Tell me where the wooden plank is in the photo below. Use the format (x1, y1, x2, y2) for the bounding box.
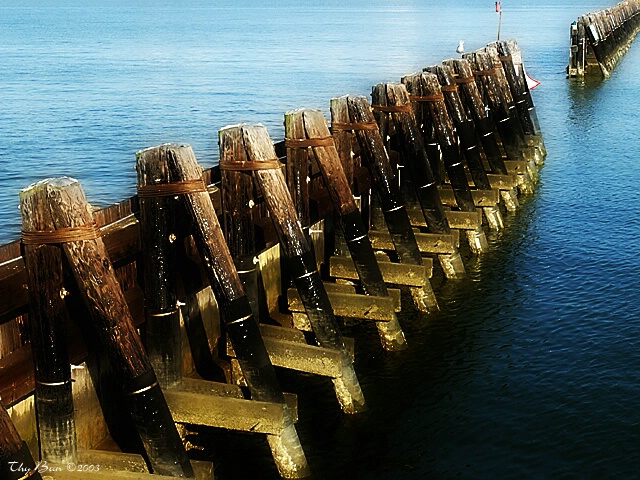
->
(503, 160, 528, 175)
(406, 208, 481, 230)
(370, 229, 457, 254)
(0, 257, 28, 324)
(487, 173, 519, 189)
(227, 337, 343, 378)
(438, 186, 500, 207)
(76, 449, 213, 479)
(288, 286, 400, 313)
(165, 390, 286, 435)
(288, 289, 395, 321)
(445, 210, 483, 230)
(330, 255, 431, 287)
(259, 324, 307, 344)
(174, 377, 243, 399)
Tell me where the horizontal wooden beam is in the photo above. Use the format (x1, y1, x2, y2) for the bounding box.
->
(330, 254, 433, 286)
(438, 186, 500, 207)
(174, 376, 298, 423)
(406, 209, 482, 230)
(368, 229, 458, 255)
(288, 287, 400, 313)
(75, 450, 213, 479)
(227, 337, 343, 378)
(165, 390, 286, 435)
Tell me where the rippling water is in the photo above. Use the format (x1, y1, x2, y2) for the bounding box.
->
(3, 0, 640, 478)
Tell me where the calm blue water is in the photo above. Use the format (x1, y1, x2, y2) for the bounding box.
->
(3, 0, 640, 478)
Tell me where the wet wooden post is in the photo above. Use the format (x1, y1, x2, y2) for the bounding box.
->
(467, 49, 537, 195)
(331, 95, 439, 312)
(444, 58, 519, 210)
(138, 145, 309, 478)
(371, 82, 466, 278)
(483, 46, 540, 182)
(465, 51, 527, 164)
(403, 72, 488, 254)
(221, 123, 367, 410)
(136, 154, 183, 389)
(424, 64, 504, 231)
(285, 110, 408, 349)
(501, 38, 547, 160)
(20, 177, 194, 478)
(220, 147, 261, 318)
(0, 402, 42, 480)
(20, 184, 78, 464)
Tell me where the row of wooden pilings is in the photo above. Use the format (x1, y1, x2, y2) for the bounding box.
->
(568, 0, 640, 77)
(0, 38, 544, 479)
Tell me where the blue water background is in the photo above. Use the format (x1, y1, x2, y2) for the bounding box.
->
(2, 0, 640, 478)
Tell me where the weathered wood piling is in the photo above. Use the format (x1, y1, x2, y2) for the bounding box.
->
(568, 0, 640, 77)
(137, 145, 310, 478)
(330, 95, 439, 311)
(371, 82, 466, 278)
(402, 71, 489, 254)
(20, 186, 78, 465)
(20, 178, 194, 477)
(220, 124, 367, 413)
(285, 109, 408, 350)
(136, 157, 183, 389)
(0, 37, 546, 480)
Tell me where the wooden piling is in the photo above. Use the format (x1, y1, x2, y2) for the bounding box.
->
(220, 123, 367, 410)
(371, 82, 465, 278)
(501, 38, 546, 160)
(136, 154, 183, 389)
(465, 51, 526, 162)
(571, 1, 640, 78)
(483, 45, 541, 181)
(137, 145, 309, 478)
(402, 73, 488, 254)
(20, 177, 194, 478)
(284, 110, 408, 349)
(0, 402, 42, 480)
(330, 95, 438, 311)
(20, 183, 78, 464)
(220, 143, 261, 318)
(424, 64, 504, 231)
(444, 58, 519, 211)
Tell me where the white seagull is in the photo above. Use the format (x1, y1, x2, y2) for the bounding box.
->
(456, 40, 465, 55)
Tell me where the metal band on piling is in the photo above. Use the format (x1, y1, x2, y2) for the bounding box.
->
(137, 179, 208, 197)
(371, 104, 413, 113)
(219, 159, 282, 171)
(21, 223, 102, 244)
(284, 137, 335, 148)
(454, 76, 476, 84)
(410, 94, 445, 102)
(331, 121, 379, 131)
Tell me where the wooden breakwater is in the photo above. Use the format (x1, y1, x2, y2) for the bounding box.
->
(0, 38, 544, 479)
(568, 0, 640, 77)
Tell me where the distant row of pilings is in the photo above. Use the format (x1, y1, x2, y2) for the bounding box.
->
(0, 39, 544, 479)
(568, 0, 640, 77)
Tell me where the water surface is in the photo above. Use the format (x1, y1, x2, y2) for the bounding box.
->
(2, 1, 639, 478)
